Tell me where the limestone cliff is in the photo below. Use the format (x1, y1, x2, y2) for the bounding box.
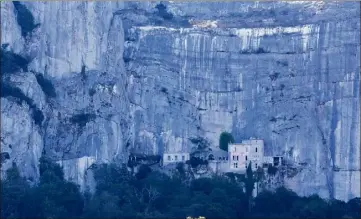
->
(1, 1, 359, 201)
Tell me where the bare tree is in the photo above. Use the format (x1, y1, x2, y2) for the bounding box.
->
(131, 186, 160, 217)
(143, 186, 160, 216)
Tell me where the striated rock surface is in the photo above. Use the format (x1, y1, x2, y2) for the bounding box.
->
(1, 1, 359, 201)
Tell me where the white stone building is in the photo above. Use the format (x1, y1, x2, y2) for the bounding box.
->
(162, 152, 190, 165)
(263, 156, 284, 167)
(208, 149, 230, 173)
(229, 138, 265, 172)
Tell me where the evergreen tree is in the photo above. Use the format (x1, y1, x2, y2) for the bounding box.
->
(1, 156, 358, 219)
(245, 161, 255, 213)
(219, 132, 234, 151)
(31, 157, 84, 218)
(0, 163, 29, 219)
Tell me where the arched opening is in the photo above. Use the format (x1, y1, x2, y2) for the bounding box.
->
(208, 154, 214, 160)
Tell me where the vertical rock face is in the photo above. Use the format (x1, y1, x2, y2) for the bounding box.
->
(123, 1, 360, 201)
(1, 1, 359, 201)
(1, 1, 130, 188)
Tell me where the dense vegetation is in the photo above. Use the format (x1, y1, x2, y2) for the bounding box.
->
(1, 158, 360, 219)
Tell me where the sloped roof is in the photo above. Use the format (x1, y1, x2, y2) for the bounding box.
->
(209, 149, 228, 158)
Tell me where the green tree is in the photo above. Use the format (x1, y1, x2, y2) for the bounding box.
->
(245, 162, 255, 213)
(2, 154, 349, 219)
(245, 162, 255, 198)
(347, 197, 360, 218)
(327, 199, 348, 218)
(191, 178, 213, 195)
(219, 132, 234, 151)
(253, 190, 275, 216)
(30, 157, 84, 218)
(0, 163, 30, 219)
(297, 195, 329, 218)
(83, 191, 122, 219)
(136, 164, 152, 180)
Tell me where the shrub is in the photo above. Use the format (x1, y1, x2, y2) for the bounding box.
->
(189, 137, 210, 150)
(267, 165, 278, 175)
(80, 65, 87, 81)
(35, 73, 56, 98)
(13, 1, 39, 38)
(155, 3, 174, 20)
(176, 163, 185, 176)
(32, 108, 44, 126)
(269, 72, 280, 81)
(88, 88, 96, 96)
(1, 49, 29, 74)
(160, 87, 168, 94)
(136, 164, 152, 180)
(254, 48, 269, 53)
(69, 113, 96, 129)
(186, 157, 208, 168)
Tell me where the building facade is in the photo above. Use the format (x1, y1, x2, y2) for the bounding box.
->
(242, 139, 264, 170)
(228, 138, 265, 172)
(228, 143, 248, 171)
(208, 149, 230, 173)
(162, 152, 190, 165)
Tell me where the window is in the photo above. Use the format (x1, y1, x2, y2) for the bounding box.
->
(175, 155, 178, 161)
(236, 156, 239, 161)
(234, 163, 238, 168)
(245, 156, 248, 161)
(255, 163, 258, 169)
(219, 157, 222, 161)
(233, 156, 235, 161)
(168, 155, 171, 161)
(256, 147, 258, 152)
(182, 155, 185, 161)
